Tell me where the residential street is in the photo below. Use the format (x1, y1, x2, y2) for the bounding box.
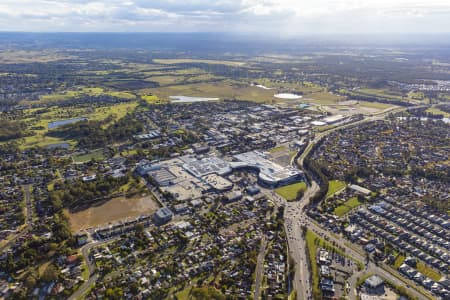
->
(254, 235, 267, 300)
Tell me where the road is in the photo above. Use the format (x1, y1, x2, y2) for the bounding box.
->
(306, 215, 433, 300)
(254, 235, 267, 300)
(278, 105, 431, 300)
(68, 104, 428, 300)
(23, 184, 33, 228)
(68, 239, 116, 300)
(0, 185, 33, 253)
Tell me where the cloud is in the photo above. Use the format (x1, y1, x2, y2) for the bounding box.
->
(0, 0, 449, 33)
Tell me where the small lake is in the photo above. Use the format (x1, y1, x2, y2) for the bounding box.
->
(48, 117, 88, 129)
(46, 143, 70, 149)
(274, 93, 303, 100)
(170, 96, 219, 103)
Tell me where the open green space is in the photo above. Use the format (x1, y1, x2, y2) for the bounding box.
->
(333, 197, 362, 217)
(175, 287, 192, 300)
(393, 254, 405, 269)
(305, 230, 321, 299)
(143, 80, 276, 103)
(16, 101, 139, 148)
(305, 229, 361, 299)
(426, 107, 450, 118)
(141, 94, 165, 104)
(354, 88, 405, 100)
(416, 261, 441, 281)
(326, 180, 346, 198)
(301, 91, 345, 106)
(275, 182, 307, 201)
(72, 150, 106, 163)
(358, 101, 395, 110)
(407, 91, 425, 100)
(269, 145, 287, 153)
(38, 87, 136, 103)
(153, 58, 245, 67)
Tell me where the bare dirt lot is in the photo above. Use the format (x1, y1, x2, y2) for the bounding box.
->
(67, 195, 160, 232)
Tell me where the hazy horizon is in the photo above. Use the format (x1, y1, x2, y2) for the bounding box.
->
(0, 0, 449, 35)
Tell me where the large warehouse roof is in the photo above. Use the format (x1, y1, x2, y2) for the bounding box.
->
(234, 151, 303, 186)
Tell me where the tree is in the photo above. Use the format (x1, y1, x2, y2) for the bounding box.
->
(135, 223, 144, 233)
(24, 273, 37, 289)
(41, 264, 59, 282)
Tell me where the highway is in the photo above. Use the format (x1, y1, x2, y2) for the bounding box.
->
(277, 105, 432, 300)
(69, 104, 429, 300)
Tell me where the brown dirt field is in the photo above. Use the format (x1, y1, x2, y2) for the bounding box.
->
(67, 195, 160, 232)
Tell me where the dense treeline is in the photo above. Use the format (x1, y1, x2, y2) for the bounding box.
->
(304, 159, 330, 207)
(302, 140, 330, 208)
(47, 113, 143, 148)
(55, 95, 133, 108)
(0, 119, 27, 141)
(407, 107, 446, 119)
(50, 174, 130, 211)
(341, 91, 414, 107)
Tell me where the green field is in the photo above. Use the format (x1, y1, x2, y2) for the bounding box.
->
(355, 88, 405, 100)
(275, 182, 307, 201)
(141, 94, 165, 104)
(269, 145, 287, 153)
(326, 180, 346, 198)
(153, 58, 246, 67)
(16, 101, 139, 148)
(333, 197, 361, 217)
(305, 230, 321, 300)
(426, 107, 450, 118)
(175, 287, 192, 300)
(38, 87, 135, 103)
(306, 91, 345, 105)
(73, 150, 105, 163)
(143, 80, 276, 103)
(358, 101, 395, 110)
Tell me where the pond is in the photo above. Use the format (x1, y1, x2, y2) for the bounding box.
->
(274, 93, 303, 100)
(48, 117, 88, 129)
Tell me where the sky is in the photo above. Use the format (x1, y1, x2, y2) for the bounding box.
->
(0, 0, 449, 35)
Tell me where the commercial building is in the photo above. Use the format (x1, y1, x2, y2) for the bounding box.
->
(233, 151, 304, 187)
(202, 173, 233, 191)
(323, 114, 345, 124)
(153, 207, 173, 225)
(224, 191, 243, 203)
(364, 275, 384, 289)
(182, 156, 232, 177)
